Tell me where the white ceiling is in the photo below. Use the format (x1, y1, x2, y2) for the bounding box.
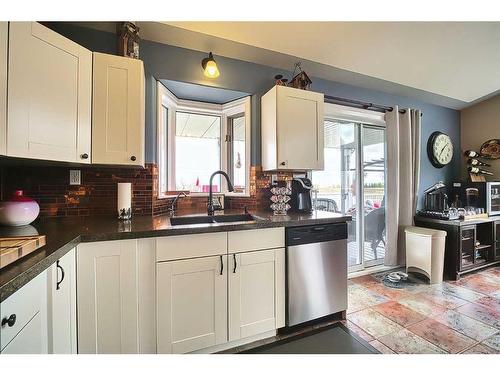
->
(164, 22, 500, 104)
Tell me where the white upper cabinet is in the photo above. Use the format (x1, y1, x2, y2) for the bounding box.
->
(261, 85, 324, 171)
(92, 52, 145, 166)
(7, 22, 92, 163)
(0, 22, 7, 155)
(47, 248, 77, 354)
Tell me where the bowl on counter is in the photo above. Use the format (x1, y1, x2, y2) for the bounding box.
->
(0, 190, 40, 226)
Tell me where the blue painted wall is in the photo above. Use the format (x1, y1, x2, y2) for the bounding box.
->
(48, 23, 461, 208)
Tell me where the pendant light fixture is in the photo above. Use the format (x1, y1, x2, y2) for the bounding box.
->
(201, 52, 220, 78)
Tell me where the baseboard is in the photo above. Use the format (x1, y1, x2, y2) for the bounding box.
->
(189, 330, 277, 354)
(348, 264, 402, 278)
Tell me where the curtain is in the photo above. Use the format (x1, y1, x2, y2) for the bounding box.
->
(385, 106, 421, 266)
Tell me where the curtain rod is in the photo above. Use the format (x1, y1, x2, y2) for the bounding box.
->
(324, 95, 423, 116)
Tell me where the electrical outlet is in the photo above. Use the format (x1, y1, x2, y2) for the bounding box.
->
(69, 170, 81, 185)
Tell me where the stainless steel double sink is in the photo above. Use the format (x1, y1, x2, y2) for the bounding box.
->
(169, 213, 256, 226)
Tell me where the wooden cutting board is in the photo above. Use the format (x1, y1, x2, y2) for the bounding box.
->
(0, 235, 46, 269)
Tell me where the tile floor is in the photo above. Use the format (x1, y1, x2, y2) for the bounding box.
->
(343, 266, 500, 354)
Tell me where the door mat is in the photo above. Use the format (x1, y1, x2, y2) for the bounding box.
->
(240, 323, 379, 354)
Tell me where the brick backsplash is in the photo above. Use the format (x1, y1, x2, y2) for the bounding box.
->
(0, 163, 294, 218)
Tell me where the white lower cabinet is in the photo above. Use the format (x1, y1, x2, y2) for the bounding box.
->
(77, 239, 139, 354)
(0, 271, 48, 354)
(157, 256, 228, 354)
(76, 239, 155, 354)
(47, 248, 77, 354)
(229, 248, 285, 341)
(156, 228, 286, 354)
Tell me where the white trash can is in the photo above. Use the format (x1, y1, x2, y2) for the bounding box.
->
(405, 226, 447, 284)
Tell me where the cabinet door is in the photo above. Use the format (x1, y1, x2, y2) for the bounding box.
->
(7, 22, 91, 163)
(0, 270, 48, 354)
(229, 248, 285, 341)
(276, 86, 324, 170)
(0, 22, 7, 155)
(1, 312, 46, 354)
(77, 240, 139, 353)
(92, 52, 145, 166)
(48, 248, 77, 354)
(157, 256, 228, 354)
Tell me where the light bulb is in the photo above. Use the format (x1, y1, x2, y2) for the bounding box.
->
(204, 60, 220, 78)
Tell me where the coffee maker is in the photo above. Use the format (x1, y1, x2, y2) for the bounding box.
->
(290, 178, 313, 212)
(423, 181, 448, 212)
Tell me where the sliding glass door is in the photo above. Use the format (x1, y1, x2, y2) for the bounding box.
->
(312, 118, 386, 272)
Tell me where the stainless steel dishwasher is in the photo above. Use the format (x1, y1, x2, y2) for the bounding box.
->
(286, 223, 348, 327)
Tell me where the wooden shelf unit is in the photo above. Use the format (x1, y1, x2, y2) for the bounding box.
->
(414, 216, 500, 280)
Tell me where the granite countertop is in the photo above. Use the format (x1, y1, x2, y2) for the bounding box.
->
(414, 214, 499, 226)
(0, 209, 351, 302)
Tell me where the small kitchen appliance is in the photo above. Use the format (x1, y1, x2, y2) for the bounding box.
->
(449, 181, 500, 216)
(290, 178, 313, 212)
(423, 181, 448, 212)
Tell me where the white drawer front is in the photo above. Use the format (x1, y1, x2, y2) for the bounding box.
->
(1, 271, 46, 350)
(228, 228, 284, 254)
(156, 232, 227, 262)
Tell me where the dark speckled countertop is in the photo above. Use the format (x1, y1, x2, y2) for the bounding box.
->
(0, 209, 351, 302)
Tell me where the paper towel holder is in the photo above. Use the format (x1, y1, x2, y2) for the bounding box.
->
(118, 182, 132, 220)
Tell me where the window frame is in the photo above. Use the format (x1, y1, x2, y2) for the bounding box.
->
(157, 81, 251, 198)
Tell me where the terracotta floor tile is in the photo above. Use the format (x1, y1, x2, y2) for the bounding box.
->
(490, 290, 500, 299)
(455, 275, 499, 294)
(347, 284, 388, 314)
(361, 282, 411, 300)
(432, 283, 486, 302)
(347, 309, 403, 338)
(407, 318, 477, 353)
(475, 295, 500, 310)
(373, 301, 426, 327)
(378, 329, 446, 354)
(456, 302, 500, 329)
(434, 310, 498, 342)
(398, 294, 447, 317)
(368, 340, 396, 354)
(422, 289, 469, 309)
(350, 274, 379, 286)
(462, 343, 499, 354)
(341, 320, 375, 342)
(343, 267, 499, 354)
(482, 332, 500, 351)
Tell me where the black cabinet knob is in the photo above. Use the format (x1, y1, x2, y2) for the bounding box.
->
(280, 161, 286, 166)
(130, 156, 137, 161)
(81, 153, 89, 159)
(1, 314, 16, 328)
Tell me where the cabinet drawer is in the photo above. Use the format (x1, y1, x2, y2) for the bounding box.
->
(228, 228, 284, 254)
(1, 271, 46, 350)
(156, 232, 227, 262)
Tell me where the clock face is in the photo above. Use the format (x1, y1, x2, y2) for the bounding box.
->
(428, 132, 453, 168)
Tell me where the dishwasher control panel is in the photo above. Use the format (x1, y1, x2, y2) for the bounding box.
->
(286, 223, 348, 246)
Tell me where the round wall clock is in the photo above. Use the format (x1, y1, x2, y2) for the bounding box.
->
(427, 131, 453, 168)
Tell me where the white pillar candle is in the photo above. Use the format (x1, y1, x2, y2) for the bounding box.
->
(117, 183, 132, 219)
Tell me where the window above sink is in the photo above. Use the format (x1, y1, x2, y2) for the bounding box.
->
(157, 81, 252, 199)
